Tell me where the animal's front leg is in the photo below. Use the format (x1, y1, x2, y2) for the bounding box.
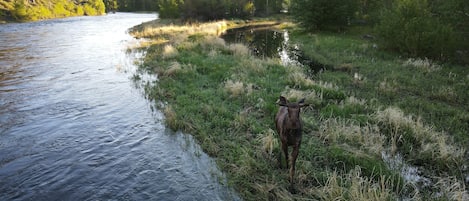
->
(282, 142, 289, 169)
(290, 145, 300, 184)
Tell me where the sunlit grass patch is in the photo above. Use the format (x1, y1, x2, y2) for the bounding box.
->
(162, 44, 179, 59)
(224, 79, 245, 98)
(130, 19, 228, 41)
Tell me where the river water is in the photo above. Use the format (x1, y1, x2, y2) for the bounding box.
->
(0, 13, 239, 200)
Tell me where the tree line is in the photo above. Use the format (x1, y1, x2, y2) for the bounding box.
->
(157, 0, 289, 20)
(1, 0, 106, 21)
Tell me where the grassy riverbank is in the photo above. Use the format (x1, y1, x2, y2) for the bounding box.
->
(130, 19, 468, 200)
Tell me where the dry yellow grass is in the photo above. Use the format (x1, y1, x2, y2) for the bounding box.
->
(281, 88, 323, 104)
(258, 129, 279, 155)
(317, 167, 394, 201)
(163, 105, 177, 130)
(132, 20, 228, 39)
(319, 118, 385, 155)
(224, 79, 245, 97)
(162, 44, 179, 59)
(164, 62, 182, 76)
(228, 43, 250, 57)
(404, 57, 441, 73)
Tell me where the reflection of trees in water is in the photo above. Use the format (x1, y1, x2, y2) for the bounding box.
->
(222, 28, 285, 58)
(221, 28, 332, 74)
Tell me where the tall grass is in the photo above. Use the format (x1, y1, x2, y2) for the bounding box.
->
(375, 107, 465, 165)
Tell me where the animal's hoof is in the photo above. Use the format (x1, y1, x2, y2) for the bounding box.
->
(288, 184, 297, 194)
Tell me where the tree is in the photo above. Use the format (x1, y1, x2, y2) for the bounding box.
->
(290, 0, 358, 31)
(375, 0, 456, 59)
(158, 0, 183, 19)
(254, 0, 285, 15)
(104, 0, 119, 12)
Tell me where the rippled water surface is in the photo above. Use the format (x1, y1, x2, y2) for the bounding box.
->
(0, 13, 238, 200)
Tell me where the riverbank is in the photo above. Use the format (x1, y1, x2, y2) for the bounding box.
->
(130, 18, 468, 200)
(0, 0, 105, 22)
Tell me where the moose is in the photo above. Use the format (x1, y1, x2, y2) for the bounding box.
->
(275, 96, 308, 185)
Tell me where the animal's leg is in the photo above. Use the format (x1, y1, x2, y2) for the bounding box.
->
(290, 146, 300, 184)
(282, 142, 289, 169)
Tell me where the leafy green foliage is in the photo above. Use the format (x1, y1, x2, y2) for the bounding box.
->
(157, 0, 288, 21)
(290, 0, 358, 31)
(3, 0, 105, 21)
(117, 0, 158, 11)
(375, 0, 456, 60)
(158, 0, 183, 19)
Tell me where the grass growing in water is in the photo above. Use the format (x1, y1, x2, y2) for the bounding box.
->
(130, 19, 468, 200)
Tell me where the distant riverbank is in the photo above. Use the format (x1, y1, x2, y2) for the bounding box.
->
(130, 17, 469, 200)
(0, 0, 105, 22)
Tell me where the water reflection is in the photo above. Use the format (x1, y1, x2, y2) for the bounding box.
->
(220, 27, 329, 74)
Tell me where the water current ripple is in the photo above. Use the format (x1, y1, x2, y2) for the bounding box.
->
(0, 13, 239, 201)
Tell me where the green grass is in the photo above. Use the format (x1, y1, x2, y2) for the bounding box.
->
(130, 19, 468, 200)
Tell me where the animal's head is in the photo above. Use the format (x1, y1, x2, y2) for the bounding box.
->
(278, 96, 309, 124)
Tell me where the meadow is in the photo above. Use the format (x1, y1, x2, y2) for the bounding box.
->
(130, 18, 468, 200)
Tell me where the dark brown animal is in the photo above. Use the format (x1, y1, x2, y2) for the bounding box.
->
(275, 96, 308, 184)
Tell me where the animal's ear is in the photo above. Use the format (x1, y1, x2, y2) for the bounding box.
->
(278, 96, 288, 106)
(298, 98, 309, 107)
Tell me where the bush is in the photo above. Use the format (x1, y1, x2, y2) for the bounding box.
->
(290, 0, 358, 31)
(158, 0, 182, 19)
(375, 0, 456, 60)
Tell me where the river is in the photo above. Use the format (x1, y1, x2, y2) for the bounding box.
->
(0, 13, 239, 200)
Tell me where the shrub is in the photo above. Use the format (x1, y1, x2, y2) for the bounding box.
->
(375, 0, 456, 60)
(159, 0, 182, 19)
(290, 0, 358, 31)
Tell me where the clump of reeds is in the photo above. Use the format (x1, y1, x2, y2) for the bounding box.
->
(228, 43, 250, 57)
(317, 167, 395, 200)
(281, 88, 323, 104)
(162, 44, 179, 59)
(163, 105, 178, 130)
(284, 64, 315, 88)
(375, 107, 465, 162)
(224, 79, 245, 97)
(378, 78, 398, 93)
(404, 57, 441, 73)
(320, 118, 385, 155)
(258, 128, 278, 155)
